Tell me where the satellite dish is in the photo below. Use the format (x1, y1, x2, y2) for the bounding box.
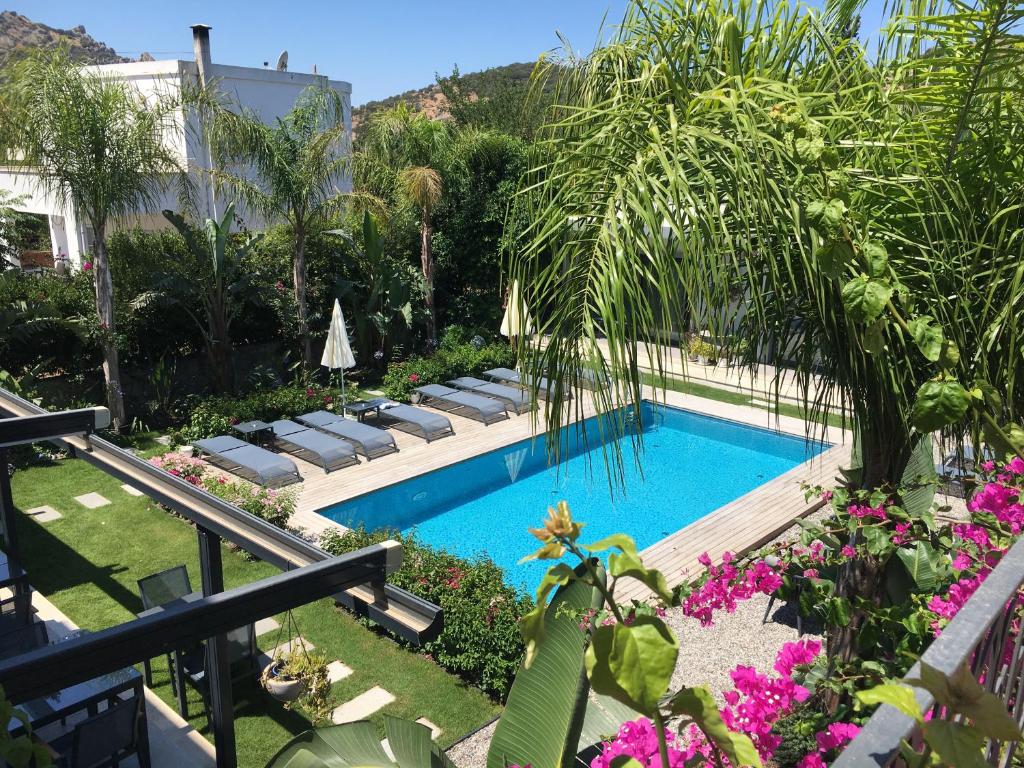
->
(276, 50, 288, 71)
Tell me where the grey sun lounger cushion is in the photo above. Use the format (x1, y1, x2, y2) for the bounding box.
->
(448, 377, 532, 415)
(481, 368, 563, 401)
(483, 367, 521, 384)
(193, 435, 300, 487)
(269, 420, 358, 473)
(296, 410, 398, 460)
(376, 403, 454, 442)
(415, 384, 509, 425)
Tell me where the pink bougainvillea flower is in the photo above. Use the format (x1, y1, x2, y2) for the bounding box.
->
(841, 545, 857, 558)
(82, 261, 93, 270)
(409, 373, 420, 383)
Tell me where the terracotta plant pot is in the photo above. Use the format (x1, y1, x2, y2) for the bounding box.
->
(261, 662, 307, 702)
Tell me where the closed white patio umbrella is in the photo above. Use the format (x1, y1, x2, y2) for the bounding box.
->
(322, 299, 356, 406)
(500, 280, 534, 341)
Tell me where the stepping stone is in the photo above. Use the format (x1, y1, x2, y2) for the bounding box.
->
(25, 506, 62, 523)
(120, 484, 144, 497)
(254, 617, 280, 636)
(331, 687, 396, 724)
(415, 717, 442, 740)
(327, 660, 353, 683)
(73, 492, 110, 509)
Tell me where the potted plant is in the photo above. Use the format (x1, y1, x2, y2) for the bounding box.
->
(686, 334, 701, 362)
(408, 373, 422, 403)
(262, 648, 334, 723)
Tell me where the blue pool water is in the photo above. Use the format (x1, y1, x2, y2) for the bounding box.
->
(318, 403, 827, 590)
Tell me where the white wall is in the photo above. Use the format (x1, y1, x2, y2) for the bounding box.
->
(1, 53, 353, 268)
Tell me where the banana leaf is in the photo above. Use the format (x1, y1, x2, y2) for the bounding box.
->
(265, 715, 454, 768)
(900, 435, 937, 519)
(487, 562, 606, 768)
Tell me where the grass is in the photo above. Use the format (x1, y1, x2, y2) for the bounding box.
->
(643, 372, 848, 430)
(10, 455, 499, 767)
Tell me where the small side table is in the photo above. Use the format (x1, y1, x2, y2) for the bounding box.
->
(232, 420, 273, 447)
(343, 398, 390, 423)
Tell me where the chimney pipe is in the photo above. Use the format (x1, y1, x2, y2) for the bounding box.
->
(190, 24, 213, 87)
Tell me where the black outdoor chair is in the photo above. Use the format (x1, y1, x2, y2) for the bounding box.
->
(48, 693, 149, 768)
(136, 565, 193, 688)
(0, 619, 47, 661)
(179, 624, 258, 725)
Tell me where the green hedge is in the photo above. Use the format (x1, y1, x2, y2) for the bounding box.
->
(172, 383, 352, 444)
(382, 327, 515, 402)
(319, 526, 530, 700)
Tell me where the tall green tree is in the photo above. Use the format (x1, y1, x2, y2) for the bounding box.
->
(512, 0, 1023, 667)
(206, 86, 348, 364)
(1, 49, 186, 429)
(356, 104, 453, 344)
(132, 203, 262, 393)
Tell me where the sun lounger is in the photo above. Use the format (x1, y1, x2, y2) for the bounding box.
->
(296, 410, 399, 460)
(414, 384, 509, 425)
(447, 377, 532, 415)
(269, 420, 359, 473)
(375, 403, 454, 442)
(481, 367, 564, 401)
(193, 435, 300, 488)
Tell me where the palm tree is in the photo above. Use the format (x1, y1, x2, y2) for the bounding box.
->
(1, 49, 186, 429)
(205, 86, 349, 364)
(511, 0, 1024, 668)
(356, 104, 453, 345)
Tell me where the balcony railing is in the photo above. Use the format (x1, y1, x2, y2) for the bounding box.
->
(834, 535, 1024, 767)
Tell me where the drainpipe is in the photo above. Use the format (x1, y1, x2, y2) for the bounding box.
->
(190, 24, 218, 221)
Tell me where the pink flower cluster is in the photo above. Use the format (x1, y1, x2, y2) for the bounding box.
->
(968, 480, 1024, 533)
(719, 640, 819, 760)
(149, 452, 205, 485)
(591, 641, 821, 768)
(796, 722, 861, 768)
(590, 717, 688, 768)
(681, 552, 783, 626)
(847, 503, 886, 520)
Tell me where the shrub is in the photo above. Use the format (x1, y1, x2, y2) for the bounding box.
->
(203, 476, 294, 529)
(381, 327, 515, 402)
(172, 383, 346, 444)
(319, 526, 530, 700)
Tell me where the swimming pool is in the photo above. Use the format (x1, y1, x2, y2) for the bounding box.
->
(317, 402, 827, 590)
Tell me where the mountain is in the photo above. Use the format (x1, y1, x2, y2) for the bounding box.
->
(0, 10, 129, 65)
(352, 62, 538, 133)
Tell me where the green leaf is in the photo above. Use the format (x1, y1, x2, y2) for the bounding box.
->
(862, 525, 893, 556)
(939, 340, 961, 368)
(921, 720, 987, 768)
(896, 541, 940, 592)
(607, 550, 673, 603)
(806, 198, 847, 234)
(919, 663, 1023, 742)
(856, 683, 923, 722)
(584, 534, 639, 556)
(795, 135, 824, 163)
(817, 239, 855, 278)
(842, 275, 893, 324)
(667, 687, 763, 767)
(912, 379, 971, 433)
(521, 563, 576, 668)
(824, 596, 853, 626)
(861, 319, 886, 353)
(608, 758, 645, 768)
(907, 316, 944, 362)
(490, 563, 604, 768)
(585, 616, 678, 714)
(862, 239, 889, 277)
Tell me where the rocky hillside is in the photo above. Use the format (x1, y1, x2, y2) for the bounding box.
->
(352, 62, 537, 133)
(0, 10, 128, 64)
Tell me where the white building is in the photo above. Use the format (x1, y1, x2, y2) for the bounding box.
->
(0, 25, 352, 269)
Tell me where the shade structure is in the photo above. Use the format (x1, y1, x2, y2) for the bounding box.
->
(322, 299, 356, 405)
(500, 280, 534, 338)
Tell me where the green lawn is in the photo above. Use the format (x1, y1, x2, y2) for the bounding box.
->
(10, 457, 499, 768)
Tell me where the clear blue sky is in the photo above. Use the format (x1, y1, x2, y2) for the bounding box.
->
(10, 1, 888, 105)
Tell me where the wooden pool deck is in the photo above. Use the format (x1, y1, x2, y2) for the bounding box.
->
(285, 385, 850, 592)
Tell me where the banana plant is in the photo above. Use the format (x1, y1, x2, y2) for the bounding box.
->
(265, 715, 454, 768)
(327, 211, 414, 368)
(131, 202, 262, 393)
